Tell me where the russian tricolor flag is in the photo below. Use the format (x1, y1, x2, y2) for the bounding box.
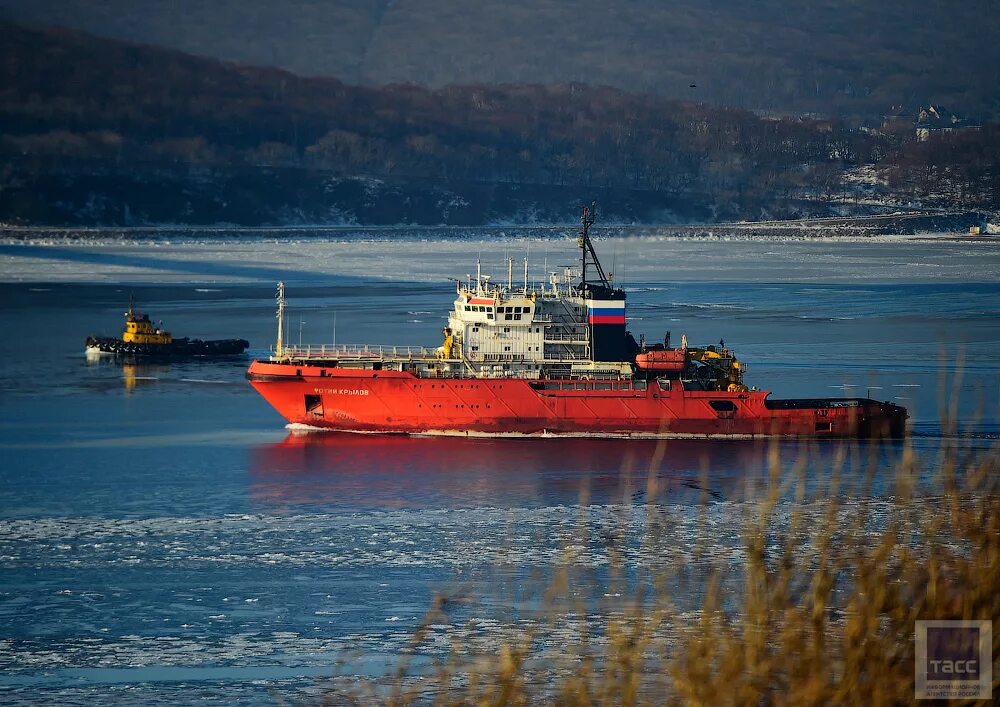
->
(588, 303, 625, 325)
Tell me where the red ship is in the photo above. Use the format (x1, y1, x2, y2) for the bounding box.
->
(248, 207, 907, 439)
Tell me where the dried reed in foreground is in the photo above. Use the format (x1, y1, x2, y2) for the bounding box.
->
(321, 432, 999, 706)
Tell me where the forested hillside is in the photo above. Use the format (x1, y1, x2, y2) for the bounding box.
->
(1, 21, 996, 225)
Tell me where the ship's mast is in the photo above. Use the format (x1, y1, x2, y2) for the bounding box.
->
(578, 202, 611, 291)
(275, 281, 285, 358)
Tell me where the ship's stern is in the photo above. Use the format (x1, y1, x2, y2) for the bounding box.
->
(861, 399, 909, 439)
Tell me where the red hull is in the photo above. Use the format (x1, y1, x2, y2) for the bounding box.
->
(247, 361, 907, 439)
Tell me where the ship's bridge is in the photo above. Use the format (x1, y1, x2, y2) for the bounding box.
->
(446, 263, 614, 368)
(449, 280, 545, 364)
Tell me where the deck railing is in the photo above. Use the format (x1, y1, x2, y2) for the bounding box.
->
(542, 334, 590, 344)
(272, 344, 630, 371)
(274, 343, 440, 359)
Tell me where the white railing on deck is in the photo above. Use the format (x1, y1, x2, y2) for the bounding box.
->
(543, 352, 585, 360)
(273, 343, 440, 359)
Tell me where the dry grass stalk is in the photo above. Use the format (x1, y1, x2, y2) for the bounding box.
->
(323, 425, 1000, 705)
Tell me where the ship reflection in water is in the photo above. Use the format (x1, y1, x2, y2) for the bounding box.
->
(250, 432, 791, 511)
(85, 349, 170, 393)
(121, 362, 166, 393)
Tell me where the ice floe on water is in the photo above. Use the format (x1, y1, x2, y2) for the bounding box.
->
(0, 493, 951, 703)
(1, 229, 998, 285)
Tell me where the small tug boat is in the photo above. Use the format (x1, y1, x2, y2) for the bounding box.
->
(86, 298, 249, 358)
(247, 206, 907, 439)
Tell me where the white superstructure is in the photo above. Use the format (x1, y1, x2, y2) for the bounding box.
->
(271, 204, 636, 381)
(440, 262, 630, 379)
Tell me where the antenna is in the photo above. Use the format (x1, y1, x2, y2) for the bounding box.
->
(508, 257, 513, 291)
(275, 281, 285, 358)
(523, 256, 529, 293)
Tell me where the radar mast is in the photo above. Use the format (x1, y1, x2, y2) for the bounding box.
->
(578, 202, 613, 294)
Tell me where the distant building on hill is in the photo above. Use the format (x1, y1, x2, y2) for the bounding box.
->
(914, 105, 979, 141)
(876, 105, 980, 141)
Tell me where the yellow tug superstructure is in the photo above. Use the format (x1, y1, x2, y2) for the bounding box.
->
(121, 300, 173, 345)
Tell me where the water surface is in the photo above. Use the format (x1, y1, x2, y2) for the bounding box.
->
(1, 234, 998, 703)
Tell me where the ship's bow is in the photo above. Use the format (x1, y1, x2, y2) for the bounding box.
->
(246, 359, 306, 425)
